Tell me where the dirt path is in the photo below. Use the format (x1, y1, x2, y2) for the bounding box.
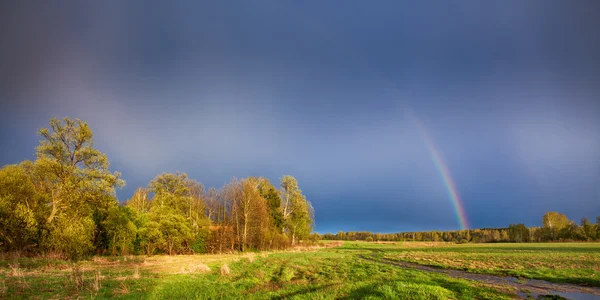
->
(361, 255, 600, 299)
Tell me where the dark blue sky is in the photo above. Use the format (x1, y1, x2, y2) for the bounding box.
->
(1, 1, 599, 233)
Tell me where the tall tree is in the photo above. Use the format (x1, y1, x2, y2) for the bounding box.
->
(36, 118, 124, 223)
(35, 117, 124, 257)
(280, 175, 313, 245)
(241, 177, 269, 250)
(127, 188, 150, 213)
(257, 177, 284, 231)
(148, 172, 190, 211)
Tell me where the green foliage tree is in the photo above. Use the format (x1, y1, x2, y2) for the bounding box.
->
(36, 118, 124, 224)
(0, 164, 44, 251)
(580, 218, 596, 240)
(542, 212, 570, 240)
(508, 224, 530, 242)
(280, 175, 313, 245)
(137, 217, 163, 256)
(32, 118, 124, 257)
(127, 188, 150, 214)
(104, 206, 137, 255)
(257, 177, 284, 232)
(148, 206, 193, 255)
(148, 172, 190, 211)
(0, 117, 318, 257)
(44, 214, 96, 259)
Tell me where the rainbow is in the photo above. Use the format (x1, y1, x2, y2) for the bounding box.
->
(408, 111, 470, 230)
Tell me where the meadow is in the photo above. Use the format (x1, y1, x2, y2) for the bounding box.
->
(380, 242, 600, 287)
(1, 242, 599, 299)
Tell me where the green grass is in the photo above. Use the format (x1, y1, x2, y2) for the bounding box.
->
(380, 242, 600, 287)
(2, 242, 598, 299)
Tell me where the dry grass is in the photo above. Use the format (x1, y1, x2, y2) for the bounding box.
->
(8, 262, 23, 278)
(398, 242, 454, 248)
(69, 265, 85, 291)
(220, 263, 230, 276)
(192, 263, 211, 273)
(0, 279, 6, 297)
(115, 282, 130, 295)
(323, 241, 344, 248)
(132, 266, 141, 279)
(92, 256, 109, 263)
(91, 271, 102, 291)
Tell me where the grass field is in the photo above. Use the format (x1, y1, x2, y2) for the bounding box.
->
(0, 242, 598, 299)
(378, 242, 600, 287)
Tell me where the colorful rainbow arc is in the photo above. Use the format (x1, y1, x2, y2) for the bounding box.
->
(409, 112, 470, 230)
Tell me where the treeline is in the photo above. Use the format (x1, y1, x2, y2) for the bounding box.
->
(0, 118, 314, 258)
(318, 212, 600, 243)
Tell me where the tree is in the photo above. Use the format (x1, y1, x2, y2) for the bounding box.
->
(150, 206, 193, 255)
(148, 172, 190, 211)
(240, 177, 269, 251)
(0, 163, 44, 251)
(280, 176, 313, 245)
(31, 118, 125, 256)
(596, 216, 600, 238)
(44, 213, 96, 259)
(127, 188, 150, 213)
(542, 212, 570, 240)
(36, 118, 124, 224)
(0, 116, 318, 256)
(137, 215, 163, 256)
(508, 224, 530, 242)
(185, 179, 210, 252)
(257, 177, 284, 232)
(581, 218, 596, 240)
(104, 206, 137, 255)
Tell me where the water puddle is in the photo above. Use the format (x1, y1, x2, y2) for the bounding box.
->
(518, 290, 600, 299)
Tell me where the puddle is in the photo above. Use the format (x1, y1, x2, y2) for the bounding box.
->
(518, 291, 600, 299)
(361, 255, 600, 300)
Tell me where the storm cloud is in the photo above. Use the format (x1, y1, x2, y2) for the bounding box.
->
(1, 1, 599, 232)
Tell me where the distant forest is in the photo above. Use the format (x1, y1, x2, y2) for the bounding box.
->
(0, 118, 314, 258)
(318, 212, 600, 243)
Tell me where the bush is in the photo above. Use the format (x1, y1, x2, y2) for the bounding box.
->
(43, 214, 95, 259)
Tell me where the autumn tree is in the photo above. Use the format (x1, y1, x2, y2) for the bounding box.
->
(240, 177, 269, 250)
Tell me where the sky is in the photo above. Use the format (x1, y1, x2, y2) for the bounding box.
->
(1, 1, 599, 233)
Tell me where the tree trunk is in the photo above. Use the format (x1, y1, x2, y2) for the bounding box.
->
(46, 191, 58, 224)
